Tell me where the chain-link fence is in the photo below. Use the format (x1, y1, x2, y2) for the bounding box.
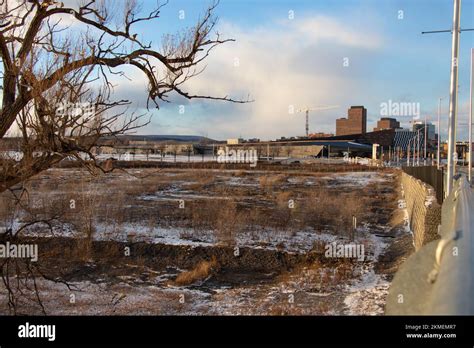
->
(402, 166, 444, 204)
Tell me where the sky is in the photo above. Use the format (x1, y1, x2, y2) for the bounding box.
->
(112, 0, 474, 141)
(4, 0, 474, 141)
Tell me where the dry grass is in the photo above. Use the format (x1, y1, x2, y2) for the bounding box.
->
(174, 256, 220, 286)
(0, 191, 18, 224)
(188, 198, 244, 245)
(0, 166, 397, 315)
(214, 200, 243, 245)
(233, 170, 248, 177)
(7, 167, 391, 248)
(276, 191, 293, 207)
(270, 191, 295, 230)
(302, 188, 366, 237)
(259, 174, 287, 191)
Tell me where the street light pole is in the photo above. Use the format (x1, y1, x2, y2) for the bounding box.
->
(446, 0, 461, 195)
(438, 98, 442, 170)
(415, 131, 418, 166)
(408, 138, 411, 166)
(417, 128, 421, 166)
(413, 135, 416, 166)
(424, 115, 427, 165)
(305, 110, 309, 137)
(421, 0, 474, 189)
(469, 48, 473, 182)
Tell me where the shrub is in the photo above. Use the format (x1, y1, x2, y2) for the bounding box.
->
(174, 256, 220, 286)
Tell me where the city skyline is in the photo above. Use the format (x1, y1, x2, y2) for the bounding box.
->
(104, 0, 474, 141)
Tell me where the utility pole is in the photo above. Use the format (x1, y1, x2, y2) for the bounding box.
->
(470, 48, 473, 182)
(305, 109, 309, 137)
(421, 0, 473, 194)
(424, 115, 427, 165)
(438, 98, 443, 170)
(446, 0, 461, 194)
(417, 128, 421, 166)
(408, 136, 417, 167)
(408, 138, 412, 166)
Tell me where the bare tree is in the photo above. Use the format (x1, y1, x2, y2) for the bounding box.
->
(0, 0, 249, 314)
(0, 0, 248, 192)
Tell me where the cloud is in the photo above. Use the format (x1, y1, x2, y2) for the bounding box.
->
(291, 16, 382, 50)
(2, 4, 387, 139)
(155, 15, 385, 139)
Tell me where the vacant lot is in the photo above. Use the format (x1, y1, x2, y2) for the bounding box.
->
(0, 164, 412, 315)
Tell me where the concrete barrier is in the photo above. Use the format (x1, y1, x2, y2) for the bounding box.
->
(386, 175, 474, 314)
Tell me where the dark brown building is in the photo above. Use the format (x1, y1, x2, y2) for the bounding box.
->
(336, 106, 367, 136)
(374, 117, 400, 131)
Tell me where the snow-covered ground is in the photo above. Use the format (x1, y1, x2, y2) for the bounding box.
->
(11, 219, 339, 254)
(343, 225, 390, 315)
(2, 170, 394, 256)
(1, 220, 398, 315)
(321, 172, 393, 188)
(0, 168, 403, 315)
(0, 222, 396, 315)
(342, 183, 414, 315)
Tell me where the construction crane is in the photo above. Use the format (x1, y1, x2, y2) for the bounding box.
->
(296, 105, 339, 137)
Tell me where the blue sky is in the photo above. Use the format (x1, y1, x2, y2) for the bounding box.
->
(114, 0, 473, 141)
(6, 0, 473, 140)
